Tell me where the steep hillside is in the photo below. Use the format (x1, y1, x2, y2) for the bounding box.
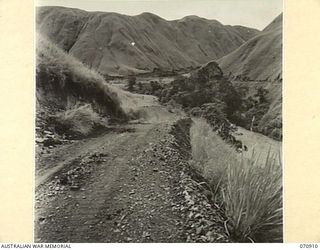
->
(36, 34, 126, 117)
(232, 81, 282, 140)
(36, 6, 259, 76)
(217, 14, 282, 140)
(258, 83, 282, 139)
(36, 34, 136, 138)
(218, 13, 282, 81)
(263, 13, 283, 32)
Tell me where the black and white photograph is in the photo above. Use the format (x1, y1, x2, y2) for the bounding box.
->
(34, 0, 283, 243)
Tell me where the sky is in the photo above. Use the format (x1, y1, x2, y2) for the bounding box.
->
(36, 0, 283, 30)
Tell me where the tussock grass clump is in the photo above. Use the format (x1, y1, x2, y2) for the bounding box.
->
(53, 104, 107, 137)
(222, 153, 282, 242)
(190, 118, 282, 242)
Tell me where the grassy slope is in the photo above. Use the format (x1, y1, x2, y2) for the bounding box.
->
(36, 6, 259, 76)
(37, 34, 125, 116)
(218, 14, 283, 140)
(218, 13, 282, 82)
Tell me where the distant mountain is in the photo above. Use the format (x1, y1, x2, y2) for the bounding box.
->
(218, 13, 282, 82)
(36, 6, 259, 76)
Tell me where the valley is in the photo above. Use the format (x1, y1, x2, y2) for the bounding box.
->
(35, 5, 283, 243)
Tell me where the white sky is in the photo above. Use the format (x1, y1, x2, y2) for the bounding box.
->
(36, 0, 283, 30)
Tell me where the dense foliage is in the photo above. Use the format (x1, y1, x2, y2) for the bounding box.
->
(131, 62, 281, 140)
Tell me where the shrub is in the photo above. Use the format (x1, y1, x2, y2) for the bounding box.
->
(127, 75, 136, 91)
(53, 104, 107, 137)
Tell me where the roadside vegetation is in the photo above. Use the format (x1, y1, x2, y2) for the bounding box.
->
(131, 61, 281, 141)
(52, 104, 108, 138)
(36, 34, 144, 138)
(190, 118, 282, 242)
(131, 62, 244, 146)
(36, 34, 126, 118)
(233, 83, 282, 140)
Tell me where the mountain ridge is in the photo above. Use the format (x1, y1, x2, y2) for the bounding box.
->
(218, 13, 282, 82)
(36, 6, 260, 76)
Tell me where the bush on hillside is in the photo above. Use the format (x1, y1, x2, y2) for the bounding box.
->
(127, 75, 136, 91)
(52, 104, 107, 138)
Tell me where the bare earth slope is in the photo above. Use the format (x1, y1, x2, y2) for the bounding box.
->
(36, 6, 259, 76)
(218, 13, 282, 81)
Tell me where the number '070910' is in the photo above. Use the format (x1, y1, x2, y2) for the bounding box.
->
(300, 244, 319, 248)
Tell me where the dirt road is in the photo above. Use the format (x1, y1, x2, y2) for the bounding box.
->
(233, 126, 282, 165)
(35, 106, 229, 243)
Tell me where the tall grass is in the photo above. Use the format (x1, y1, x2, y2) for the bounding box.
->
(190, 118, 282, 242)
(53, 104, 108, 136)
(190, 118, 236, 192)
(222, 153, 282, 242)
(36, 34, 126, 119)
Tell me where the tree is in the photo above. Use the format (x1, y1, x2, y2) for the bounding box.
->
(127, 75, 136, 91)
(255, 87, 268, 103)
